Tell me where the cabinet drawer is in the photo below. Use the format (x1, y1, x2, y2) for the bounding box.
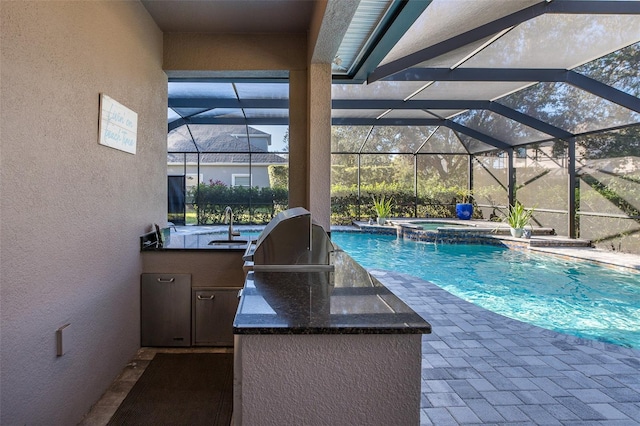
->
(140, 273, 191, 347)
(192, 288, 240, 346)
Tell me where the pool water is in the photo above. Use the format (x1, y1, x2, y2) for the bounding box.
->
(331, 232, 640, 349)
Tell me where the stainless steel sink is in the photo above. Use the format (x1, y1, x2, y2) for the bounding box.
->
(208, 239, 247, 246)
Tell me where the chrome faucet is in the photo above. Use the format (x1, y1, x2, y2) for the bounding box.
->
(224, 206, 241, 241)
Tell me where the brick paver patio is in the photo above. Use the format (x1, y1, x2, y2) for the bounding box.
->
(371, 269, 640, 425)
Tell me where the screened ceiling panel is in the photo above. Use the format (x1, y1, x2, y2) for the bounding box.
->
(332, 80, 426, 100)
(384, 109, 435, 119)
(497, 82, 640, 135)
(169, 82, 237, 98)
(380, 0, 539, 66)
(192, 108, 244, 119)
(452, 110, 554, 145)
(243, 108, 289, 119)
(462, 14, 640, 69)
(417, 127, 468, 154)
(413, 34, 503, 69)
(412, 81, 534, 101)
(172, 107, 211, 118)
(457, 133, 502, 155)
(167, 80, 290, 130)
(331, 125, 373, 152)
(425, 109, 466, 119)
(332, 109, 387, 119)
(165, 2, 640, 158)
(234, 82, 289, 99)
(361, 125, 434, 153)
(168, 108, 181, 121)
(573, 41, 640, 98)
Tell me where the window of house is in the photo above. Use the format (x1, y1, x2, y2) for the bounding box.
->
(232, 174, 251, 187)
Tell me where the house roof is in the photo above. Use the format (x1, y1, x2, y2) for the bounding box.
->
(167, 124, 287, 165)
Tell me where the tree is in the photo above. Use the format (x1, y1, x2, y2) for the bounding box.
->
(281, 128, 289, 152)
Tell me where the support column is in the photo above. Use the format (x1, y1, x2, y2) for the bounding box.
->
(357, 154, 362, 220)
(568, 138, 576, 238)
(308, 63, 332, 231)
(414, 155, 418, 218)
(288, 69, 309, 211)
(468, 155, 474, 199)
(508, 149, 515, 207)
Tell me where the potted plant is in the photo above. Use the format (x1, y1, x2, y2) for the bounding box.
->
(455, 189, 473, 220)
(503, 201, 534, 238)
(372, 195, 393, 225)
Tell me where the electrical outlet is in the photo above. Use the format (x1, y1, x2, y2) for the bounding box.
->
(56, 323, 71, 356)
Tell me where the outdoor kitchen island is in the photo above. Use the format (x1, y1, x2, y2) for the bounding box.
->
(233, 247, 431, 425)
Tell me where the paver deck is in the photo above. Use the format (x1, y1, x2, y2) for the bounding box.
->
(371, 269, 640, 425)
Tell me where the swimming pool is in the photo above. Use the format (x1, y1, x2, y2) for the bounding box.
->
(331, 231, 640, 349)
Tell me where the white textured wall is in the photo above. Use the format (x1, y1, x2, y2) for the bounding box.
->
(236, 334, 422, 425)
(0, 2, 166, 424)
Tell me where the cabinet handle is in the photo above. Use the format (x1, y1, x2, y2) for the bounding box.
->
(197, 294, 215, 300)
(157, 278, 175, 283)
(237, 289, 243, 299)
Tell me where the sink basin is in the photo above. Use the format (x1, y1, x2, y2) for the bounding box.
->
(208, 239, 247, 246)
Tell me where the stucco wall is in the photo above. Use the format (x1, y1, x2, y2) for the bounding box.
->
(0, 2, 166, 424)
(235, 334, 422, 425)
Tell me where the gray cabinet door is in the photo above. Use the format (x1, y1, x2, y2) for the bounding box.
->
(140, 273, 191, 347)
(193, 289, 239, 346)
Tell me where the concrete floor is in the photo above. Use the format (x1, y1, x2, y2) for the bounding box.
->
(78, 347, 233, 426)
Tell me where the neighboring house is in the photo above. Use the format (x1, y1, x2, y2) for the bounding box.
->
(167, 124, 288, 190)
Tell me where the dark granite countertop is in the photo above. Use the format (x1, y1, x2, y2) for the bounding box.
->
(233, 249, 431, 335)
(141, 231, 251, 251)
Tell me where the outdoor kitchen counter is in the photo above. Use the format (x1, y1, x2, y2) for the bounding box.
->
(140, 230, 251, 251)
(232, 249, 430, 426)
(233, 249, 431, 334)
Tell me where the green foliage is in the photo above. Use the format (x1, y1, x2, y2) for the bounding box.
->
(268, 165, 288, 189)
(502, 202, 534, 229)
(331, 193, 361, 224)
(372, 195, 393, 218)
(190, 181, 288, 224)
(329, 181, 484, 224)
(457, 189, 473, 204)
